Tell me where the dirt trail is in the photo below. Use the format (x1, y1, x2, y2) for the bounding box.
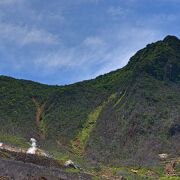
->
(32, 97, 47, 139)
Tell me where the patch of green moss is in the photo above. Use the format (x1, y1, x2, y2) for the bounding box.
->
(113, 90, 127, 108)
(0, 133, 28, 148)
(44, 146, 69, 161)
(53, 152, 69, 161)
(71, 105, 103, 155)
(71, 93, 117, 155)
(64, 168, 80, 173)
(160, 177, 180, 180)
(40, 116, 47, 138)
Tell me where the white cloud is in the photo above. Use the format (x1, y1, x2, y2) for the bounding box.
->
(93, 50, 134, 77)
(83, 36, 105, 47)
(0, 0, 24, 5)
(35, 50, 75, 69)
(108, 7, 129, 17)
(0, 0, 179, 85)
(90, 26, 163, 77)
(73, 0, 101, 4)
(32, 24, 163, 82)
(22, 28, 58, 45)
(32, 39, 109, 81)
(0, 22, 58, 45)
(34, 35, 107, 71)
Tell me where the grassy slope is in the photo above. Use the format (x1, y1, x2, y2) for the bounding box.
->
(0, 62, 130, 143)
(0, 36, 180, 167)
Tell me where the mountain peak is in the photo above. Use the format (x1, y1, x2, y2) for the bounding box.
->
(163, 35, 179, 43)
(126, 35, 180, 82)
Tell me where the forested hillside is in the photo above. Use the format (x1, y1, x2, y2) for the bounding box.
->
(0, 35, 180, 165)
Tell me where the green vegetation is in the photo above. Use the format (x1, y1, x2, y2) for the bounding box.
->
(39, 115, 47, 138)
(0, 35, 180, 169)
(71, 105, 104, 155)
(160, 177, 180, 180)
(71, 93, 117, 155)
(0, 133, 28, 148)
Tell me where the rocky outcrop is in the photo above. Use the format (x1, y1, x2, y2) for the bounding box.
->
(0, 158, 92, 180)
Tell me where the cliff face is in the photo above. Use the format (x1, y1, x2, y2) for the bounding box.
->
(0, 35, 180, 165)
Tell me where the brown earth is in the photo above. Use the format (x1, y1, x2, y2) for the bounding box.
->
(32, 97, 47, 139)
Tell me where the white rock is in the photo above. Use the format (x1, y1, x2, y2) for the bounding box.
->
(64, 160, 74, 166)
(158, 153, 168, 160)
(0, 142, 3, 147)
(64, 160, 77, 168)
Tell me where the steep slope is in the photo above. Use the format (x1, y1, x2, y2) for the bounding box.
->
(0, 35, 179, 165)
(86, 35, 180, 165)
(0, 64, 130, 144)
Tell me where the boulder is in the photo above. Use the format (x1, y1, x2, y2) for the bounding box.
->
(64, 160, 78, 169)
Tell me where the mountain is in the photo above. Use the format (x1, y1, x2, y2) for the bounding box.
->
(0, 35, 180, 166)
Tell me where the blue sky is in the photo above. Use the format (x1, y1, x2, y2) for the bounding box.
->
(0, 0, 179, 85)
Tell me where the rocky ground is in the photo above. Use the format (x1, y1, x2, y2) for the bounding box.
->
(0, 149, 92, 180)
(0, 147, 179, 179)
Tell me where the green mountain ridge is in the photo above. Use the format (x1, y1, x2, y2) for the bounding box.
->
(0, 35, 180, 166)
